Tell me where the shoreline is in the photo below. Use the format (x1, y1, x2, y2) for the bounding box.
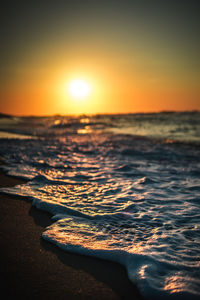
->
(0, 170, 144, 300)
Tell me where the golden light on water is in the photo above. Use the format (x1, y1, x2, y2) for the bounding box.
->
(164, 274, 186, 294)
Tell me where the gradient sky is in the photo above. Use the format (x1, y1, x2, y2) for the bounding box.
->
(0, 0, 200, 115)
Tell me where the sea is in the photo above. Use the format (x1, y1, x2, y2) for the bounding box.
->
(0, 112, 200, 299)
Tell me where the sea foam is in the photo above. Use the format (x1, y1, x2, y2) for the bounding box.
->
(1, 112, 200, 299)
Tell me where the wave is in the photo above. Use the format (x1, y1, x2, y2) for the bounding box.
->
(41, 212, 200, 300)
(1, 112, 200, 299)
(1, 174, 200, 299)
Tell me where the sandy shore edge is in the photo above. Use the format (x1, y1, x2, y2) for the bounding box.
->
(0, 170, 144, 300)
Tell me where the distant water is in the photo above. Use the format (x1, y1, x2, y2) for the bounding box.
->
(0, 112, 200, 299)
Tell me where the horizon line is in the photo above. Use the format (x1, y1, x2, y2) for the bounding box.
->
(0, 109, 200, 118)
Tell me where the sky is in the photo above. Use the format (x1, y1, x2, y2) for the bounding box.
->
(0, 0, 200, 115)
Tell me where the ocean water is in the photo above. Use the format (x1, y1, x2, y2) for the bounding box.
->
(0, 112, 200, 299)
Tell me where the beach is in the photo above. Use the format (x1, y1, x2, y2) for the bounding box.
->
(0, 170, 143, 300)
(0, 113, 200, 299)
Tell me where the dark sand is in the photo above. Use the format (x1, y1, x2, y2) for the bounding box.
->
(0, 171, 144, 300)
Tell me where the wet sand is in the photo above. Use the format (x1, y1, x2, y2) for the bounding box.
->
(0, 170, 144, 300)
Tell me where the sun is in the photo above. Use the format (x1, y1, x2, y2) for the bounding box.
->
(68, 79, 91, 99)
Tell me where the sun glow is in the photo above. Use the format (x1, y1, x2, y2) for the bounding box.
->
(68, 79, 91, 99)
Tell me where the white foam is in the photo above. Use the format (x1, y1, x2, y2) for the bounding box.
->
(0, 131, 35, 139)
(1, 113, 200, 299)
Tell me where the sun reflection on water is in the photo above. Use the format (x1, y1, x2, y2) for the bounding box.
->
(77, 126, 92, 134)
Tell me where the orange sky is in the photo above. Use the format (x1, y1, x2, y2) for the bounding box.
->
(0, 1, 199, 115)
